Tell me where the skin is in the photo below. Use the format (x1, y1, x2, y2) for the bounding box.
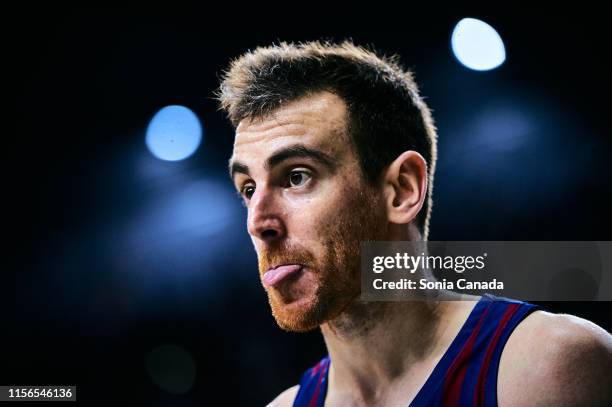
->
(229, 91, 612, 406)
(230, 91, 387, 332)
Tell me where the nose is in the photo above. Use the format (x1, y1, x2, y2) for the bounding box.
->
(247, 185, 286, 243)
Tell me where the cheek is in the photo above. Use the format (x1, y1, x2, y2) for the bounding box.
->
(287, 189, 349, 238)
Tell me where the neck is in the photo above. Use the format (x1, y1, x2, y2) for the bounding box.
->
(320, 290, 469, 403)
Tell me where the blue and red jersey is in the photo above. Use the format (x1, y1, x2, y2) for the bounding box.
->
(292, 294, 540, 406)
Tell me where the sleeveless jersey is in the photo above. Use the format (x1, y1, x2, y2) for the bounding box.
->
(292, 294, 540, 406)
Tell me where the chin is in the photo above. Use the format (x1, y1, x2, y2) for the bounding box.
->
(270, 289, 355, 333)
(270, 295, 327, 333)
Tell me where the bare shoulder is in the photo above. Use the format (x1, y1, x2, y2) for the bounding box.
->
(266, 385, 300, 407)
(499, 309, 612, 406)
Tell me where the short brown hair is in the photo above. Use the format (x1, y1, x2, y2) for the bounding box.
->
(217, 40, 438, 239)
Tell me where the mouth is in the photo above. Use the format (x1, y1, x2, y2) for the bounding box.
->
(263, 264, 304, 288)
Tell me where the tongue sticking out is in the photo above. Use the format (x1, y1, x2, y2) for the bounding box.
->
(263, 265, 303, 288)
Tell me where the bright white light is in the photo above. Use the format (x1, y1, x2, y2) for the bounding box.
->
(146, 105, 202, 161)
(451, 18, 506, 71)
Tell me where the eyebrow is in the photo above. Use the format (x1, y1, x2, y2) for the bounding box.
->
(229, 144, 336, 180)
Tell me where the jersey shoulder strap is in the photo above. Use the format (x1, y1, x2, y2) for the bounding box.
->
(292, 355, 330, 407)
(422, 294, 541, 406)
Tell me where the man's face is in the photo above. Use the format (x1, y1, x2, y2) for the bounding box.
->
(229, 91, 388, 332)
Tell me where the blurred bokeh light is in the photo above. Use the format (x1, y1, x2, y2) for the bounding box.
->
(451, 17, 506, 71)
(146, 105, 203, 161)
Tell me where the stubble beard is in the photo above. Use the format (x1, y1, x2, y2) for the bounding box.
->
(258, 186, 387, 332)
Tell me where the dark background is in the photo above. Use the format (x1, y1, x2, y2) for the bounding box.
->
(8, 6, 611, 406)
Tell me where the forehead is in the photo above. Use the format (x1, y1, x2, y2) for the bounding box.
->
(232, 91, 351, 160)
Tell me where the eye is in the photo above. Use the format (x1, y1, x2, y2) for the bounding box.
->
(241, 185, 255, 200)
(288, 170, 311, 187)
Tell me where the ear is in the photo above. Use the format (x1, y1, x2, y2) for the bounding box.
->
(382, 151, 428, 225)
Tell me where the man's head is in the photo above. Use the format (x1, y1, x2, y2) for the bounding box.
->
(219, 41, 437, 332)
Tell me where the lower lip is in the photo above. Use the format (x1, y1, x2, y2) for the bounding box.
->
(263, 265, 303, 288)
